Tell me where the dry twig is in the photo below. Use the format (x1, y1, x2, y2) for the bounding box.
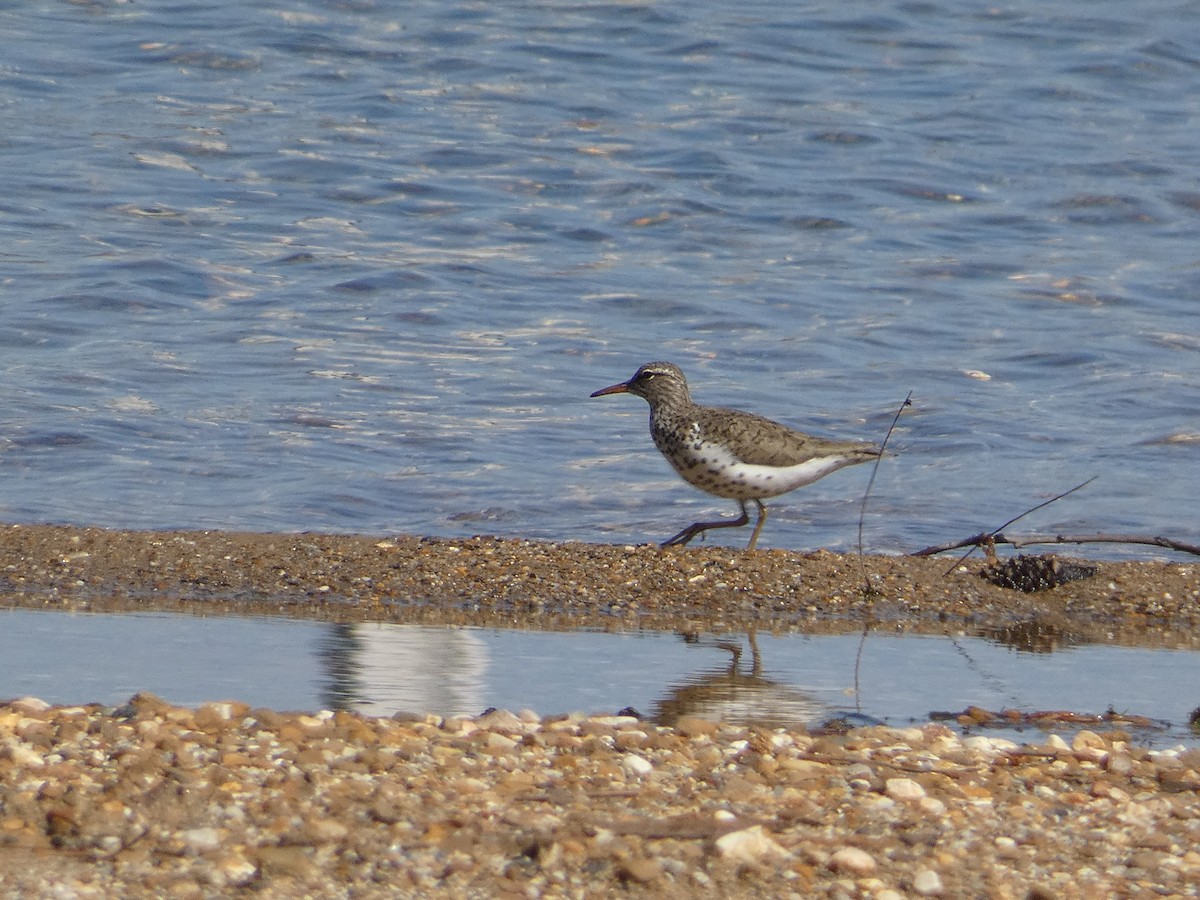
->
(913, 531, 1200, 559)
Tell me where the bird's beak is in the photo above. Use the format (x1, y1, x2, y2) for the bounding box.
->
(590, 380, 632, 398)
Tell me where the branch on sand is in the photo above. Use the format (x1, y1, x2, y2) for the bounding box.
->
(911, 532, 1200, 559)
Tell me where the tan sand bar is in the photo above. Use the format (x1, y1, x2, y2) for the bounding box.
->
(0, 523, 1197, 641)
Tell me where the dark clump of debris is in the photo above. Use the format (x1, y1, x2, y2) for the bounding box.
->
(931, 704, 1164, 734)
(982, 554, 1097, 593)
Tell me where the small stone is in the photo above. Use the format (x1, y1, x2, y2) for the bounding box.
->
(913, 869, 943, 895)
(180, 827, 221, 853)
(254, 846, 318, 879)
(885, 777, 925, 801)
(962, 736, 1018, 754)
(994, 836, 1019, 857)
(215, 851, 258, 887)
(1135, 831, 1171, 851)
(919, 797, 946, 816)
(304, 818, 349, 843)
(3, 742, 45, 769)
(1072, 730, 1106, 751)
(1128, 849, 1166, 871)
(1045, 734, 1070, 751)
(779, 758, 829, 778)
(1106, 752, 1134, 775)
(960, 783, 994, 803)
(617, 856, 662, 883)
(715, 825, 790, 865)
(476, 709, 524, 732)
(481, 732, 518, 752)
(828, 847, 875, 874)
(11, 697, 51, 714)
(674, 716, 719, 738)
(95, 835, 124, 857)
(622, 754, 652, 777)
(194, 701, 248, 729)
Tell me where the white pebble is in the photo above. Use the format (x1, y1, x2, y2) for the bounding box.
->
(202, 702, 237, 720)
(12, 697, 51, 713)
(217, 853, 258, 887)
(828, 846, 875, 874)
(1149, 744, 1186, 760)
(622, 754, 653, 777)
(994, 836, 1019, 857)
(476, 708, 524, 731)
(714, 825, 790, 864)
(1045, 734, 1070, 751)
(181, 827, 222, 853)
(4, 742, 44, 769)
(885, 777, 926, 801)
(919, 797, 946, 816)
(483, 732, 518, 751)
(913, 869, 943, 895)
(962, 736, 1018, 754)
(861, 795, 895, 812)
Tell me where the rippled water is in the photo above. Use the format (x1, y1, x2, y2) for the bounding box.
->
(3, 609, 1198, 748)
(1, 1, 1198, 555)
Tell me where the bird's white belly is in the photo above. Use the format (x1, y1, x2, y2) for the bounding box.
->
(667, 439, 854, 500)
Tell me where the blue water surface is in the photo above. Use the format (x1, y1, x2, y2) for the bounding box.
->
(3, 608, 1197, 748)
(0, 1, 1197, 554)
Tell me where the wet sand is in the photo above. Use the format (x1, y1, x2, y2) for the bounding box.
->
(3, 523, 1199, 642)
(2, 523, 1199, 897)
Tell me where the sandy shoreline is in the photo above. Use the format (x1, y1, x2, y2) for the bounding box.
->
(2, 523, 1199, 896)
(2, 522, 1198, 642)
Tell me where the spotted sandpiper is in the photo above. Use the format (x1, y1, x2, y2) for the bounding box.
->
(590, 362, 881, 550)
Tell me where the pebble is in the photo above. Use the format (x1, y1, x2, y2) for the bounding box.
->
(715, 825, 790, 865)
(180, 827, 222, 853)
(0, 687, 1196, 898)
(961, 735, 1018, 754)
(885, 777, 926, 800)
(621, 754, 653, 777)
(828, 846, 876, 874)
(913, 868, 944, 895)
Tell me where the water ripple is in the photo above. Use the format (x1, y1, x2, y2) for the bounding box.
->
(0, 0, 1195, 554)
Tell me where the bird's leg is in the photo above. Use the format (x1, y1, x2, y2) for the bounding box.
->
(661, 501, 750, 548)
(745, 499, 768, 551)
(747, 626, 762, 676)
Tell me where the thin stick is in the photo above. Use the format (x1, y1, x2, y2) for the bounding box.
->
(913, 531, 1200, 559)
(852, 392, 910, 711)
(935, 476, 1097, 575)
(853, 622, 867, 713)
(857, 392, 911, 595)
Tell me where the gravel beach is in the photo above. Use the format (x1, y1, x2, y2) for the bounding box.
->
(2, 523, 1199, 897)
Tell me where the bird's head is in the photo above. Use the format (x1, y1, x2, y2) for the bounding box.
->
(590, 362, 690, 407)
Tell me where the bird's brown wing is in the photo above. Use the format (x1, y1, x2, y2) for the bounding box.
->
(695, 406, 879, 468)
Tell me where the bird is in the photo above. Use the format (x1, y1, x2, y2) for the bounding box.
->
(590, 361, 882, 550)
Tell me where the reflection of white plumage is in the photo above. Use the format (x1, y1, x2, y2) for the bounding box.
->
(318, 624, 487, 718)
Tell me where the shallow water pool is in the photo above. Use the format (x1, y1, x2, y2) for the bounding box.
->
(2, 607, 1196, 748)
